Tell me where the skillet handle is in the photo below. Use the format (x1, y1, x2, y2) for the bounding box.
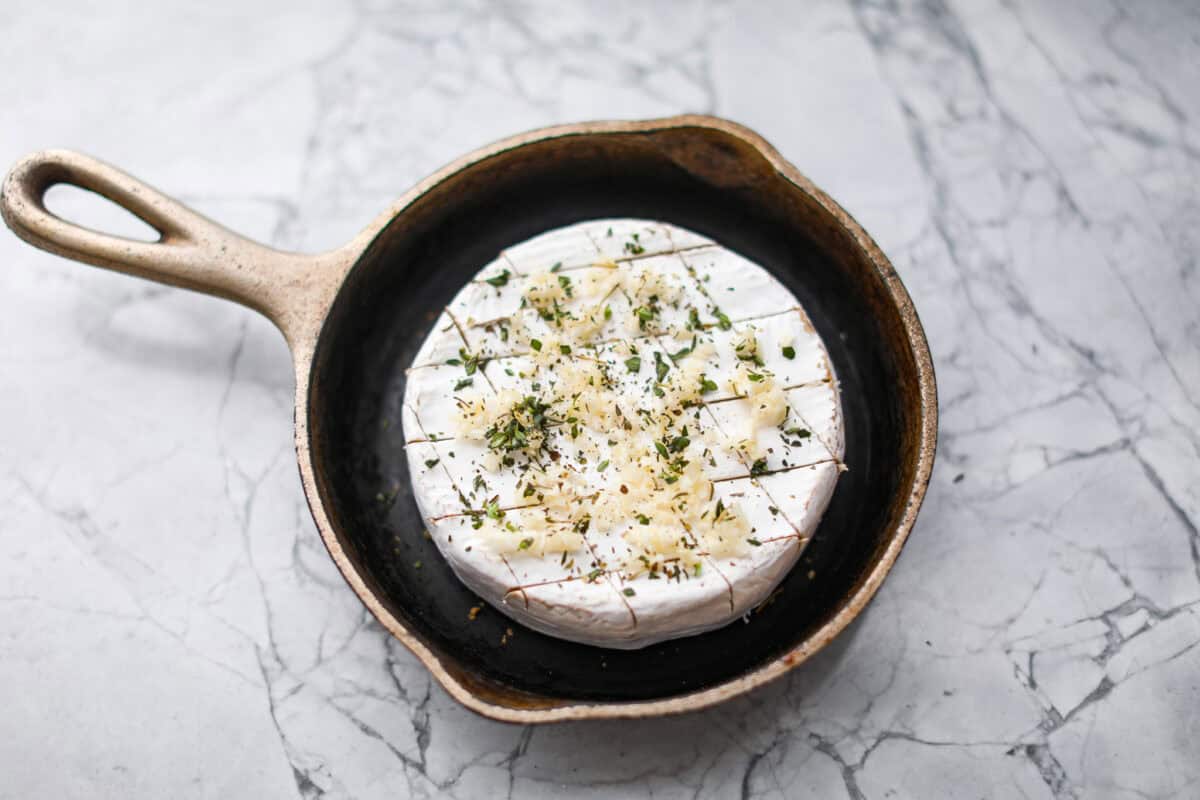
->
(0, 149, 344, 345)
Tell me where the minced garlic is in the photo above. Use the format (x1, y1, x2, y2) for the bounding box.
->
(453, 257, 787, 567)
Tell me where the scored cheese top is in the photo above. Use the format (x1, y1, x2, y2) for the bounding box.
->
(402, 219, 845, 649)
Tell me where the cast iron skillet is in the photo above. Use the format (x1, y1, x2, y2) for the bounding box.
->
(0, 116, 936, 722)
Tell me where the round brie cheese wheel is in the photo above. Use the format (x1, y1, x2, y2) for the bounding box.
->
(403, 219, 844, 649)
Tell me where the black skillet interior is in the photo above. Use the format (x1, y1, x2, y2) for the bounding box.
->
(309, 131, 904, 703)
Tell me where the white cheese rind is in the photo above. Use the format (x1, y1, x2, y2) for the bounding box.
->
(411, 311, 469, 368)
(755, 461, 841, 540)
(681, 246, 796, 320)
(589, 219, 679, 261)
(404, 442, 462, 518)
(401, 219, 844, 649)
(706, 391, 835, 473)
(704, 476, 807, 611)
(404, 365, 490, 442)
(502, 221, 601, 275)
(789, 380, 846, 461)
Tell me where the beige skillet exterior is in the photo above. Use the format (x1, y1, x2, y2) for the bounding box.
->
(0, 115, 937, 723)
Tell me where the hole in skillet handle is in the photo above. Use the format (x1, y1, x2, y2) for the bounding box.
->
(43, 183, 160, 243)
(306, 124, 926, 710)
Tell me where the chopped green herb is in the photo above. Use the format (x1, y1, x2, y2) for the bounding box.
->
(736, 341, 765, 366)
(623, 587, 636, 597)
(782, 345, 796, 360)
(654, 351, 670, 382)
(587, 568, 604, 581)
(604, 305, 613, 320)
(424, 458, 440, 468)
(654, 441, 669, 459)
(715, 309, 732, 330)
(670, 336, 697, 360)
(694, 563, 702, 576)
(747, 372, 764, 382)
(557, 274, 574, 297)
(549, 261, 563, 272)
(686, 307, 702, 330)
(747, 538, 762, 546)
(485, 395, 553, 454)
(699, 376, 719, 394)
(454, 378, 474, 391)
(485, 501, 504, 520)
(624, 355, 641, 373)
(518, 537, 533, 550)
(452, 349, 485, 376)
(559, 344, 572, 355)
(523, 483, 536, 497)
(484, 269, 511, 287)
(530, 338, 542, 352)
(750, 458, 769, 476)
(596, 459, 610, 472)
(637, 514, 651, 525)
(784, 426, 811, 439)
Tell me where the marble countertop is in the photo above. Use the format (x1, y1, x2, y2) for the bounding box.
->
(2, 1, 1197, 797)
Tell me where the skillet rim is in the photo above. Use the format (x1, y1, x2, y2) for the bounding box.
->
(294, 114, 938, 723)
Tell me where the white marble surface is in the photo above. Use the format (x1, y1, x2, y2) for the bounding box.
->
(1, 1, 1197, 797)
